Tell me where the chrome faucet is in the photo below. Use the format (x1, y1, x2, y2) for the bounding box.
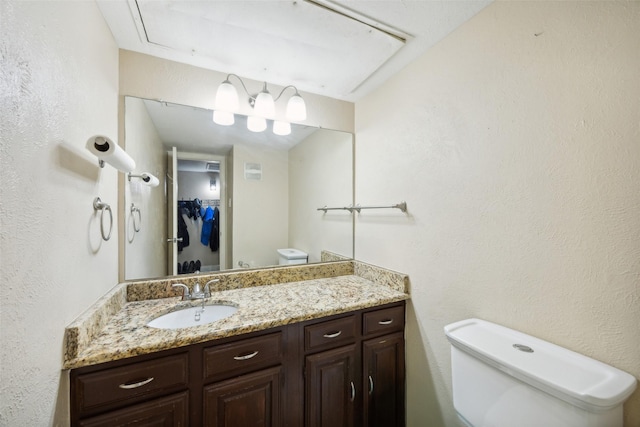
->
(172, 279, 219, 301)
(172, 283, 191, 300)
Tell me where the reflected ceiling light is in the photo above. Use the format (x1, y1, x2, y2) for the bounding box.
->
(273, 120, 291, 136)
(247, 116, 267, 133)
(212, 110, 234, 126)
(213, 74, 307, 135)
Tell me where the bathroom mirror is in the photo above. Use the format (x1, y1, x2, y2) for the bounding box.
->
(123, 96, 353, 280)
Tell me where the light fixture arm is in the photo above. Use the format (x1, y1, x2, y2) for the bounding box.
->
(273, 85, 301, 102)
(222, 74, 254, 101)
(224, 75, 301, 104)
(213, 74, 307, 134)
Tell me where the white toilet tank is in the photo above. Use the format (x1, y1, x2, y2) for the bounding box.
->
(277, 248, 308, 265)
(444, 318, 637, 427)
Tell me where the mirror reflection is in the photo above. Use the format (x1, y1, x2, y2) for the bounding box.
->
(123, 97, 353, 281)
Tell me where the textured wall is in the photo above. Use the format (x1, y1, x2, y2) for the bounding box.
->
(354, 2, 640, 426)
(232, 145, 289, 268)
(123, 97, 167, 280)
(0, 1, 119, 425)
(289, 128, 354, 262)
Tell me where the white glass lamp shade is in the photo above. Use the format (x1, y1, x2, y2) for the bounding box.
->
(254, 90, 275, 118)
(273, 120, 291, 136)
(215, 80, 239, 112)
(286, 93, 307, 121)
(247, 116, 267, 132)
(213, 110, 234, 126)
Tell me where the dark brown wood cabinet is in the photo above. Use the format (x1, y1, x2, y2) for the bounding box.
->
(305, 344, 358, 427)
(70, 301, 405, 427)
(77, 392, 189, 427)
(362, 332, 405, 427)
(203, 366, 282, 427)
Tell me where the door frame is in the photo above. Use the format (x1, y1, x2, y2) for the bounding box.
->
(173, 150, 227, 273)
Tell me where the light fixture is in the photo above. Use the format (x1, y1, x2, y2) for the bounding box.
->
(213, 74, 307, 135)
(253, 83, 275, 118)
(286, 90, 307, 122)
(214, 78, 239, 112)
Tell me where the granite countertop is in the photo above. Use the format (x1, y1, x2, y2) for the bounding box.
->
(64, 259, 409, 370)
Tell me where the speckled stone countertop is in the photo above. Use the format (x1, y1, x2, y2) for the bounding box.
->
(64, 259, 409, 370)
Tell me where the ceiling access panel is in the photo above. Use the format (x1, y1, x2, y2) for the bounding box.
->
(133, 0, 407, 98)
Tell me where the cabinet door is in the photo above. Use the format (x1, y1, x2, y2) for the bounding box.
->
(305, 344, 358, 427)
(362, 332, 405, 427)
(78, 391, 188, 427)
(203, 366, 282, 427)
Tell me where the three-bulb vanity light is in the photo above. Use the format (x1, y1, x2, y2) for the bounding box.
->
(212, 74, 307, 136)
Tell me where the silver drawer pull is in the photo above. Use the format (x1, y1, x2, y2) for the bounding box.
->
(378, 319, 394, 325)
(118, 377, 154, 389)
(323, 331, 342, 338)
(233, 351, 259, 361)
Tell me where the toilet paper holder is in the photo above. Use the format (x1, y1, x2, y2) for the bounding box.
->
(128, 172, 160, 187)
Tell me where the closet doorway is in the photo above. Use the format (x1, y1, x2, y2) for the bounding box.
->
(167, 148, 227, 276)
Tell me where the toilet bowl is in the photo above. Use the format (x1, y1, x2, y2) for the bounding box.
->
(277, 248, 308, 265)
(444, 318, 637, 427)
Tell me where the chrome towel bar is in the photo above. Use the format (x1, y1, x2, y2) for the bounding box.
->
(317, 201, 407, 213)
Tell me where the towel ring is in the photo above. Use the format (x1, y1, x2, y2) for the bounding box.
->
(93, 197, 113, 241)
(131, 204, 142, 232)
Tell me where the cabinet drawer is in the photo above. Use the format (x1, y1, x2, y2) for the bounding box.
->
(304, 315, 356, 352)
(363, 305, 405, 337)
(203, 332, 282, 383)
(78, 391, 188, 427)
(73, 353, 188, 416)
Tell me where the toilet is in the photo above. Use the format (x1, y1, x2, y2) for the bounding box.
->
(277, 248, 308, 265)
(444, 318, 637, 427)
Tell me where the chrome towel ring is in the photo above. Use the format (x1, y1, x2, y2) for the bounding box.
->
(93, 197, 113, 241)
(131, 204, 142, 232)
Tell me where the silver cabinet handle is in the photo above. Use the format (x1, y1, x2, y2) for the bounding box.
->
(368, 375, 374, 395)
(378, 319, 393, 325)
(323, 331, 342, 338)
(166, 237, 184, 243)
(350, 381, 356, 402)
(118, 377, 154, 389)
(233, 351, 259, 361)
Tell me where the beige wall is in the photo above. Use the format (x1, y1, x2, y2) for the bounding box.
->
(354, 2, 640, 426)
(119, 50, 355, 133)
(232, 145, 289, 268)
(289, 129, 354, 262)
(0, 1, 119, 425)
(123, 97, 167, 280)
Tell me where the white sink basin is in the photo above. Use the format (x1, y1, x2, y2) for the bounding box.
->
(147, 303, 238, 329)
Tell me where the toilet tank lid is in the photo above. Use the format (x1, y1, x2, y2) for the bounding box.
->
(277, 248, 308, 259)
(444, 318, 637, 412)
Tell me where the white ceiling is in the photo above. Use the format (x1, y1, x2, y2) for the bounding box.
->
(98, 0, 491, 102)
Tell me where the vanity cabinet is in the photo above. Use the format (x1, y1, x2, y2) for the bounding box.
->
(362, 332, 405, 427)
(70, 301, 405, 427)
(362, 305, 406, 427)
(70, 352, 190, 426)
(201, 332, 284, 427)
(302, 304, 405, 427)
